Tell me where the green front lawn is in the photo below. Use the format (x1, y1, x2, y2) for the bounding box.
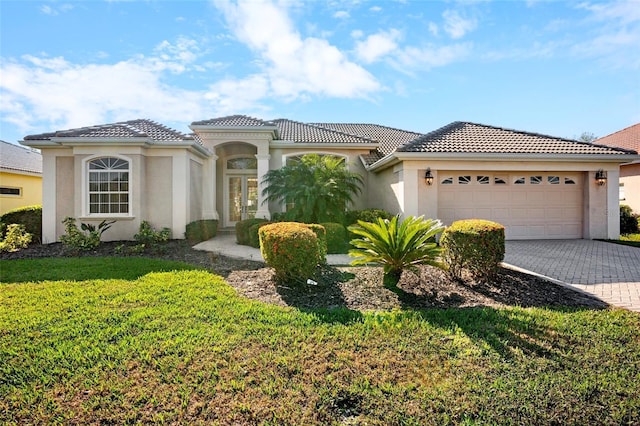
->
(1, 258, 639, 424)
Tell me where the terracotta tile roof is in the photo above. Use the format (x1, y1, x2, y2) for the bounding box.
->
(397, 121, 636, 155)
(24, 119, 194, 143)
(596, 123, 640, 154)
(311, 123, 423, 155)
(191, 115, 275, 127)
(272, 119, 377, 144)
(1, 140, 42, 174)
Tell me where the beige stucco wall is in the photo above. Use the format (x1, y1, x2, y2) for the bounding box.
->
(190, 159, 203, 223)
(365, 165, 402, 215)
(0, 171, 42, 214)
(55, 156, 75, 240)
(145, 156, 173, 232)
(620, 163, 640, 214)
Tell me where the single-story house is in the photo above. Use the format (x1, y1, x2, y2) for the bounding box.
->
(0, 140, 43, 215)
(595, 123, 640, 213)
(20, 115, 638, 243)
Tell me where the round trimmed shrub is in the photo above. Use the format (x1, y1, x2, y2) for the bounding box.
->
(440, 219, 505, 282)
(236, 218, 269, 245)
(248, 221, 273, 248)
(259, 222, 321, 282)
(0, 205, 42, 244)
(320, 222, 348, 253)
(303, 223, 327, 261)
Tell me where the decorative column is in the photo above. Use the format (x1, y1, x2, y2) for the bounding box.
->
(255, 152, 271, 219)
(206, 154, 219, 220)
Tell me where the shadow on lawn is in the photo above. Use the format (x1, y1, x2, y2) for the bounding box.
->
(274, 265, 364, 324)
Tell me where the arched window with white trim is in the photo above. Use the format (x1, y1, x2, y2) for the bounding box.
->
(87, 157, 130, 214)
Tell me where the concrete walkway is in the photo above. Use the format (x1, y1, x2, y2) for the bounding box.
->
(504, 240, 640, 312)
(195, 235, 640, 312)
(193, 233, 353, 265)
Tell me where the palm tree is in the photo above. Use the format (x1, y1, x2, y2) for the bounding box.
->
(262, 154, 363, 224)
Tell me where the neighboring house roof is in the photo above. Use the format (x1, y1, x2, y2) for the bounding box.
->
(23, 119, 195, 143)
(0, 140, 42, 174)
(397, 121, 636, 156)
(595, 123, 640, 154)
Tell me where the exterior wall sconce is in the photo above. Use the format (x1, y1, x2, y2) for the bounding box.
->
(595, 169, 607, 186)
(424, 168, 434, 186)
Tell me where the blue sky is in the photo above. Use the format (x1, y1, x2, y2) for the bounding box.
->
(1, 0, 639, 144)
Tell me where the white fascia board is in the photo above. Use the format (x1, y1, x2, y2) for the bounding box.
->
(368, 152, 640, 172)
(0, 167, 42, 177)
(270, 141, 378, 149)
(20, 140, 61, 148)
(146, 141, 212, 158)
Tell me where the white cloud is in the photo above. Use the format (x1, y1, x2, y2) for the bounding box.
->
(213, 0, 380, 99)
(351, 29, 364, 39)
(370, 6, 382, 13)
(355, 29, 402, 63)
(0, 55, 208, 134)
(39, 3, 73, 16)
(394, 43, 472, 70)
(428, 22, 439, 37)
(442, 9, 477, 39)
(334, 10, 349, 19)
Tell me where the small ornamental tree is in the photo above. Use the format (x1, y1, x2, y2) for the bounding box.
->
(262, 154, 363, 224)
(348, 215, 445, 282)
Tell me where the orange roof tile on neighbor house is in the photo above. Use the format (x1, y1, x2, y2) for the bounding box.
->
(596, 123, 640, 154)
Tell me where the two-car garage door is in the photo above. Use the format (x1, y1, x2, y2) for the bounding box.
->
(437, 172, 583, 239)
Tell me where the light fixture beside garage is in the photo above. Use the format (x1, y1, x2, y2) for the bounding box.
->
(424, 168, 434, 186)
(595, 169, 607, 186)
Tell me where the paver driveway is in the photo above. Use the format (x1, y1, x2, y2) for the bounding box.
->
(504, 240, 640, 312)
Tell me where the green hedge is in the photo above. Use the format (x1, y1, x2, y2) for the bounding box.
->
(185, 220, 218, 244)
(440, 219, 505, 282)
(620, 205, 639, 235)
(259, 222, 321, 282)
(236, 218, 269, 245)
(248, 221, 273, 248)
(0, 205, 42, 244)
(345, 208, 394, 226)
(320, 222, 348, 254)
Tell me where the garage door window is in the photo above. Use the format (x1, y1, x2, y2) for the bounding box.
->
(441, 177, 453, 184)
(564, 177, 576, 184)
(458, 175, 471, 184)
(476, 175, 490, 184)
(514, 177, 526, 184)
(530, 176, 543, 184)
(548, 176, 560, 184)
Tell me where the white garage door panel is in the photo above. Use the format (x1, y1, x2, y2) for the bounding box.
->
(438, 172, 583, 239)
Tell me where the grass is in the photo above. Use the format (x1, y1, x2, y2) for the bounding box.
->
(601, 233, 640, 248)
(2, 258, 639, 424)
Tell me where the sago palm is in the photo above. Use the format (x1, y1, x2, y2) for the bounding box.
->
(262, 154, 363, 223)
(348, 215, 445, 279)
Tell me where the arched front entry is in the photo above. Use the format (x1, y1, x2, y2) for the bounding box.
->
(224, 155, 258, 227)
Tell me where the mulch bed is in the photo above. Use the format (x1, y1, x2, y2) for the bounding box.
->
(1, 240, 606, 311)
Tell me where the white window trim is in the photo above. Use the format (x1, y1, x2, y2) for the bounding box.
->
(0, 186, 22, 197)
(82, 154, 133, 218)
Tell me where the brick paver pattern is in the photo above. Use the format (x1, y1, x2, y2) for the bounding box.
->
(504, 240, 640, 312)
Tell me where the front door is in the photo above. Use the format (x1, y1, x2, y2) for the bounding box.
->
(227, 175, 258, 227)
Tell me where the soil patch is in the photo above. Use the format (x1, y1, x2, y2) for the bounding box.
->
(1, 240, 606, 311)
